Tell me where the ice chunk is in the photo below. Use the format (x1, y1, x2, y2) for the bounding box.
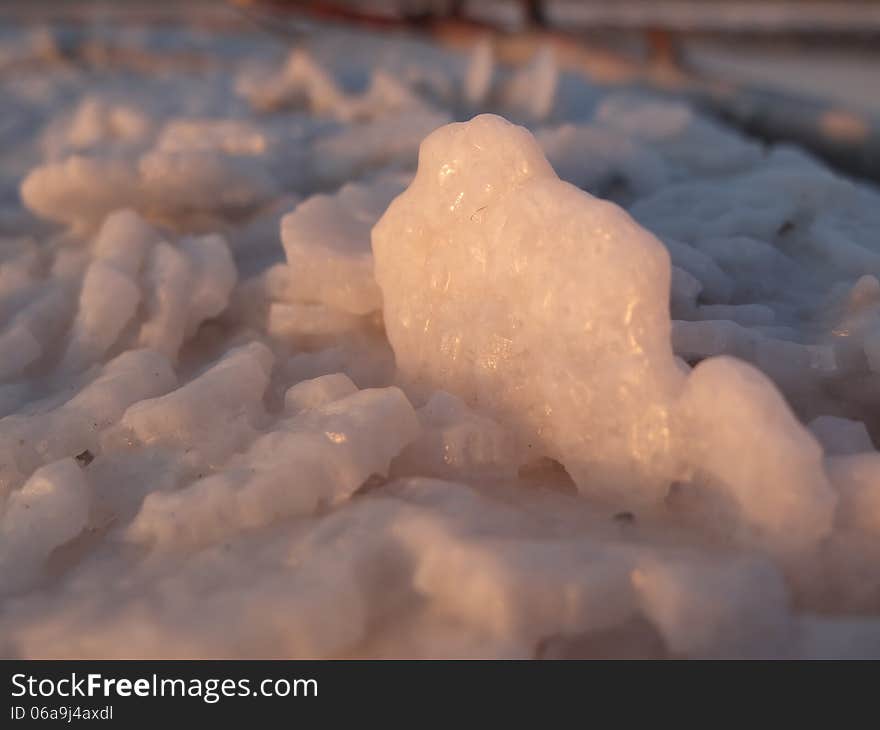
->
(399, 511, 639, 649)
(60, 262, 141, 372)
(127, 386, 419, 551)
(373, 114, 836, 552)
(280, 332, 396, 390)
(662, 238, 734, 304)
(500, 46, 558, 123)
(284, 373, 358, 415)
(1, 285, 73, 372)
(237, 49, 347, 115)
(0, 458, 89, 594)
(91, 209, 157, 275)
(672, 319, 837, 384)
(139, 148, 277, 218)
(63, 349, 178, 426)
(135, 242, 190, 357)
(121, 342, 273, 461)
(676, 357, 835, 551)
(392, 478, 794, 657)
(463, 39, 493, 108)
(670, 266, 702, 319)
(239, 50, 426, 122)
(156, 119, 269, 157)
(267, 302, 365, 343)
(632, 552, 791, 658)
(20, 155, 141, 231)
(394, 391, 521, 480)
(312, 110, 450, 187)
(22, 144, 278, 231)
(280, 179, 404, 315)
(373, 113, 681, 499)
(136, 234, 236, 360)
(0, 349, 176, 494)
(178, 234, 237, 337)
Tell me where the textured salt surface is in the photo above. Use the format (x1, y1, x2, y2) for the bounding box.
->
(1, 22, 880, 658)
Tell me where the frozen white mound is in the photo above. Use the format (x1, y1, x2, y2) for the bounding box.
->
(3, 22, 880, 659)
(280, 178, 405, 316)
(373, 114, 833, 554)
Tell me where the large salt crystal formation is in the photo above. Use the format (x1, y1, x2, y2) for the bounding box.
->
(375, 114, 680, 494)
(373, 114, 835, 552)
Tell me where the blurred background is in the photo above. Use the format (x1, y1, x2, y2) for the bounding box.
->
(1, 0, 878, 181)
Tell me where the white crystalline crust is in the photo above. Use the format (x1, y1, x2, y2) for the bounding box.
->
(2, 24, 880, 659)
